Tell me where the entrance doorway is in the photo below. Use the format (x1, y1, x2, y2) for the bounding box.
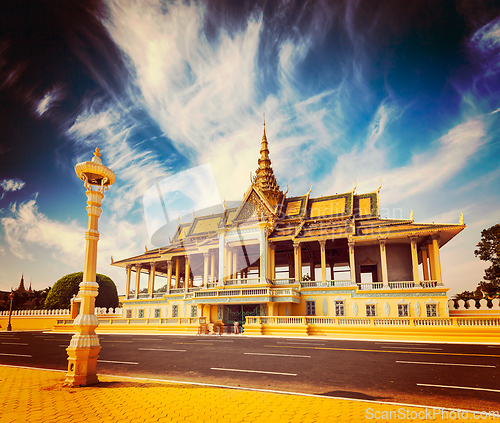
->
(223, 304, 261, 328)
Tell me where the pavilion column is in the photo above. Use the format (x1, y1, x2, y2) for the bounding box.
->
(379, 239, 388, 286)
(270, 244, 276, 280)
(232, 249, 238, 279)
(227, 249, 232, 281)
(421, 246, 430, 281)
(148, 262, 156, 298)
(203, 252, 209, 286)
(125, 266, 132, 300)
(166, 259, 173, 294)
(409, 237, 419, 285)
(184, 256, 190, 292)
(431, 234, 443, 285)
(289, 264, 295, 279)
(175, 258, 180, 288)
(330, 263, 334, 280)
(348, 239, 356, 284)
(134, 264, 142, 299)
(210, 253, 215, 284)
(293, 241, 302, 282)
(309, 263, 315, 281)
(319, 240, 327, 283)
(428, 241, 436, 281)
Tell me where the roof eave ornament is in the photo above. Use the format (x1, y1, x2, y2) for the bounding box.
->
(459, 212, 465, 225)
(378, 178, 382, 191)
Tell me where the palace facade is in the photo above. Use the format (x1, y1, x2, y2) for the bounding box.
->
(112, 122, 465, 333)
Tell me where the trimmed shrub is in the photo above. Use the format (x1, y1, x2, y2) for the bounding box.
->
(44, 272, 118, 310)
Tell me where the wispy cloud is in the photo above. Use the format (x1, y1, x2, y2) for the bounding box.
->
(1, 178, 25, 192)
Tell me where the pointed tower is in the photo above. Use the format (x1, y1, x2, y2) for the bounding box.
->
(17, 274, 26, 294)
(253, 116, 283, 208)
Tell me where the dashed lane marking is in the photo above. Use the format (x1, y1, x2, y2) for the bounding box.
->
(264, 345, 500, 358)
(211, 368, 297, 376)
(397, 360, 495, 368)
(245, 352, 311, 358)
(98, 360, 138, 365)
(417, 383, 500, 393)
(0, 353, 32, 357)
(139, 348, 186, 352)
(1, 342, 28, 345)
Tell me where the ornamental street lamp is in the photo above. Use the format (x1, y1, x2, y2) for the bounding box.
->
(7, 289, 14, 331)
(65, 147, 115, 387)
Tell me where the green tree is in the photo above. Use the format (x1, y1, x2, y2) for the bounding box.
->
(474, 224, 500, 298)
(44, 272, 118, 309)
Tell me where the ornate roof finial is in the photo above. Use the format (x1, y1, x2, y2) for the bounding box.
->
(410, 209, 414, 221)
(459, 212, 464, 225)
(254, 117, 282, 206)
(94, 147, 101, 158)
(378, 178, 382, 191)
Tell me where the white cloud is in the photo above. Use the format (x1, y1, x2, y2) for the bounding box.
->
(321, 117, 485, 204)
(1, 178, 25, 192)
(1, 199, 83, 263)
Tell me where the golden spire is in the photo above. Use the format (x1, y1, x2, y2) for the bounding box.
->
(253, 116, 282, 207)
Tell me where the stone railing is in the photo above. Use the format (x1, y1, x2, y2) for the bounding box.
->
(358, 282, 384, 290)
(300, 280, 354, 288)
(193, 287, 300, 300)
(448, 299, 500, 310)
(273, 278, 297, 285)
(0, 307, 122, 317)
(225, 278, 260, 285)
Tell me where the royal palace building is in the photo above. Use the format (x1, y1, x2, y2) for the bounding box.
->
(112, 122, 465, 334)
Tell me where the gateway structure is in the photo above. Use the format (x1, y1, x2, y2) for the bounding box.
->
(112, 122, 465, 333)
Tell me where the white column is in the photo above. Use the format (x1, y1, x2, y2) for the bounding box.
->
(409, 237, 419, 284)
(148, 262, 156, 297)
(175, 258, 180, 288)
(319, 240, 326, 283)
(293, 241, 302, 282)
(125, 266, 132, 300)
(184, 256, 190, 292)
(210, 253, 215, 284)
(348, 239, 356, 284)
(431, 234, 442, 285)
(166, 259, 172, 294)
(379, 239, 388, 285)
(203, 252, 209, 286)
(134, 265, 142, 299)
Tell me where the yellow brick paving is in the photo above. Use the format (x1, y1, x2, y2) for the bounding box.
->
(0, 365, 473, 422)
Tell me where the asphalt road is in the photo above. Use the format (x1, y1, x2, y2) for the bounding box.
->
(1, 331, 499, 412)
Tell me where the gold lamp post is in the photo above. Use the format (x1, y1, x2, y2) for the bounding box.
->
(65, 147, 115, 387)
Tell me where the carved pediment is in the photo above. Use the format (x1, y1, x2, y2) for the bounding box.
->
(233, 188, 275, 225)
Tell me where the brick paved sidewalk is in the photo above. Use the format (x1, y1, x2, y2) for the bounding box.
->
(0, 365, 468, 422)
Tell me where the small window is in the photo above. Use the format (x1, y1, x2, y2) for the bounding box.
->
(191, 305, 198, 317)
(172, 305, 178, 318)
(335, 300, 345, 316)
(306, 301, 316, 316)
(366, 304, 376, 317)
(426, 303, 437, 317)
(126, 309, 132, 319)
(138, 309, 145, 318)
(154, 308, 161, 318)
(398, 304, 409, 317)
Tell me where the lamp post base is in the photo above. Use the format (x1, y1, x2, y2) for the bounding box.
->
(65, 345, 101, 387)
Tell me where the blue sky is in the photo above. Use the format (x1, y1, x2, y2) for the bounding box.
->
(1, 0, 499, 295)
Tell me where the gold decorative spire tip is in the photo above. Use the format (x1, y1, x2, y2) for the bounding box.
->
(94, 147, 101, 158)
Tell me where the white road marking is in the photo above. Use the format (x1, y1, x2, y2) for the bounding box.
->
(277, 342, 325, 345)
(132, 339, 160, 341)
(417, 383, 500, 393)
(139, 348, 186, 352)
(487, 346, 500, 348)
(397, 361, 495, 368)
(211, 368, 297, 376)
(376, 342, 429, 346)
(1, 342, 28, 345)
(0, 352, 32, 357)
(383, 346, 442, 350)
(196, 340, 234, 342)
(245, 352, 311, 358)
(98, 360, 138, 365)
